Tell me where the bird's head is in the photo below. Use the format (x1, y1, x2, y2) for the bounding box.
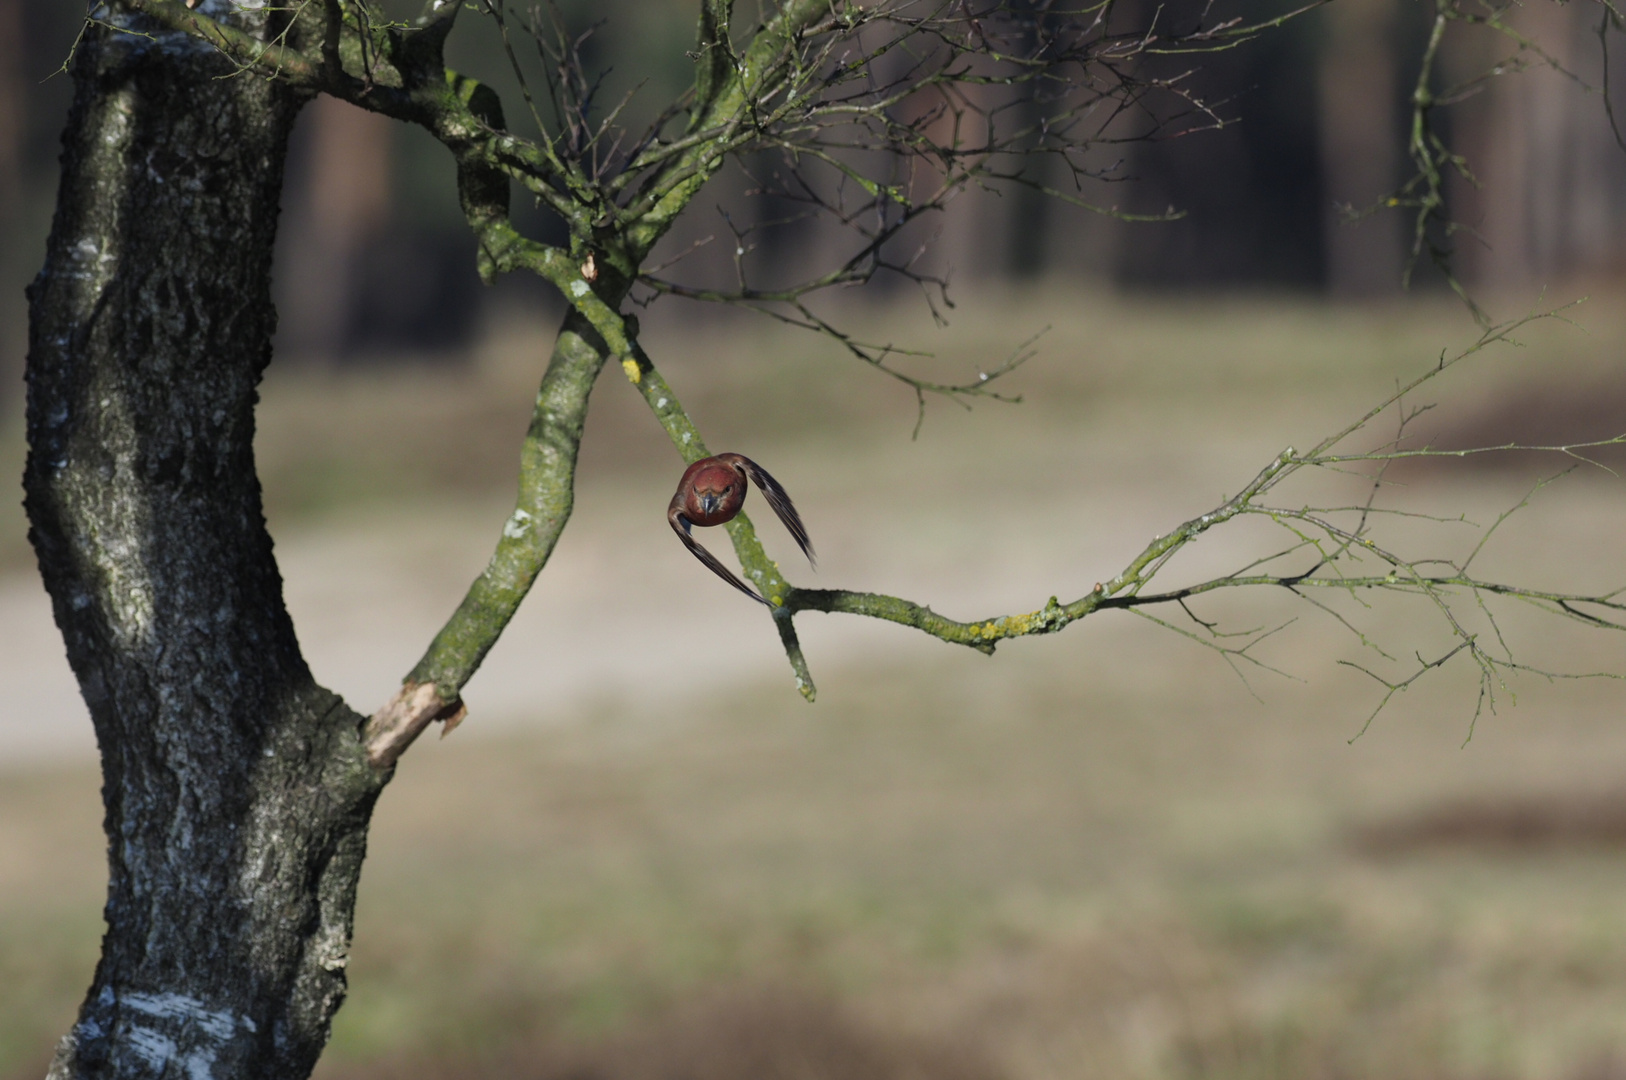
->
(684, 459, 746, 525)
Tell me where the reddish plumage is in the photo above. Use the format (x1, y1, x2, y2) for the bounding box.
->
(668, 453, 814, 604)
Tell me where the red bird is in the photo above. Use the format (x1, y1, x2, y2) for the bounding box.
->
(668, 453, 814, 603)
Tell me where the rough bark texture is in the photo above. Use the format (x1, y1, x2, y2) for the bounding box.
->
(26, 17, 385, 1079)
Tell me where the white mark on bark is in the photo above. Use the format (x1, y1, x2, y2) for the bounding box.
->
(317, 940, 350, 971)
(124, 1025, 178, 1071)
(112, 989, 260, 1079)
(124, 991, 250, 1039)
(183, 1052, 219, 1080)
(66, 237, 117, 284)
(570, 279, 590, 297)
(503, 508, 534, 538)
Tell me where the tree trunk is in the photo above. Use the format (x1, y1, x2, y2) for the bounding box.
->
(1450, 2, 1626, 287)
(277, 94, 394, 360)
(1317, 0, 1403, 297)
(26, 16, 387, 1079)
(0, 0, 20, 216)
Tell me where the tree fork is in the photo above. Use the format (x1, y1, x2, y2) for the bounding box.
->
(26, 19, 384, 1078)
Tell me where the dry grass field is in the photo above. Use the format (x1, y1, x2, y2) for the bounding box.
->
(2, 284, 1625, 1079)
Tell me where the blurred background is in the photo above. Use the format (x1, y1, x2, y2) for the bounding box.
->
(4, 2, 1626, 1078)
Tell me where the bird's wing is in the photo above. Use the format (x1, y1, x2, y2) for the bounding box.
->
(669, 506, 769, 605)
(724, 454, 816, 567)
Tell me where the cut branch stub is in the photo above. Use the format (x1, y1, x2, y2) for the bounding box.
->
(364, 680, 467, 770)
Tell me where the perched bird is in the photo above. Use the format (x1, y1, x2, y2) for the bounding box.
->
(668, 453, 814, 603)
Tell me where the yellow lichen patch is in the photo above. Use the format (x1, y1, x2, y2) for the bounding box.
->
(950, 605, 1063, 646)
(621, 357, 642, 384)
(977, 609, 1046, 640)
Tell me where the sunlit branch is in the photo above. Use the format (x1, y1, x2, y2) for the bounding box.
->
(754, 311, 1626, 724)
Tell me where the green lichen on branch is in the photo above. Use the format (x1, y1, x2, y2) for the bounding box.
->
(405, 312, 608, 698)
(786, 590, 1087, 655)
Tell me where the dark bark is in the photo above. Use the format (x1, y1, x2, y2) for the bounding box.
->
(26, 16, 385, 1080)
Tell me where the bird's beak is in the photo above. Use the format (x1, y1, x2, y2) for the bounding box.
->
(699, 492, 721, 516)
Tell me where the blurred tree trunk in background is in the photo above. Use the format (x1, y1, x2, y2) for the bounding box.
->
(0, 0, 24, 400)
(935, 187, 1015, 288)
(1318, 0, 1404, 296)
(0, 0, 20, 218)
(1451, 3, 1626, 288)
(277, 95, 394, 359)
(925, 83, 1062, 288)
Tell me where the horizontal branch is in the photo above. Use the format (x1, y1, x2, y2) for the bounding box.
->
(749, 310, 1624, 722)
(787, 571, 1625, 657)
(786, 589, 1091, 654)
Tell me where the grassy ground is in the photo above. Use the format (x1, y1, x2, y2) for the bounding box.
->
(2, 284, 1626, 1079)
